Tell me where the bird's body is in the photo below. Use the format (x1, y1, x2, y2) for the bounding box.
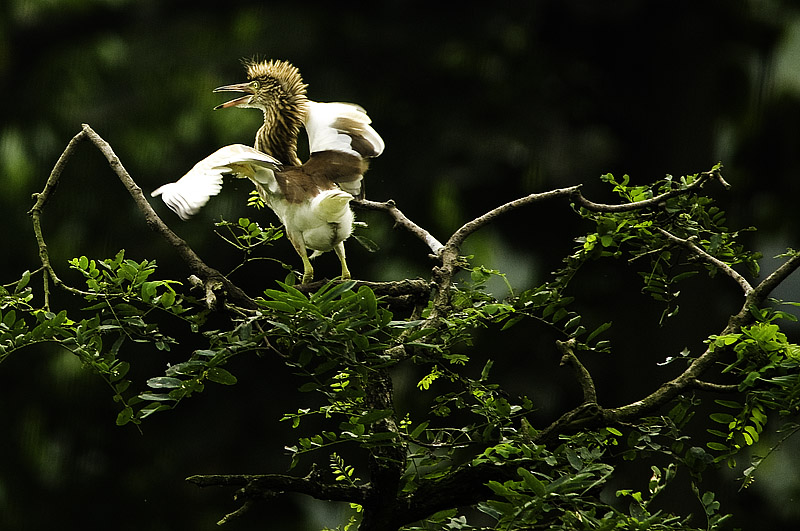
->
(152, 60, 384, 283)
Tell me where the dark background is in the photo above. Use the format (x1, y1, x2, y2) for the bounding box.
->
(2, 1, 800, 529)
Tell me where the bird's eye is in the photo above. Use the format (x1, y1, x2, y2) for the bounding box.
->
(251, 81, 260, 90)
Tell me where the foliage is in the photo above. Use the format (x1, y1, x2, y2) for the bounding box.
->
(5, 164, 800, 531)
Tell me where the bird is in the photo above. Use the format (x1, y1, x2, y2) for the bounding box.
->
(151, 59, 384, 284)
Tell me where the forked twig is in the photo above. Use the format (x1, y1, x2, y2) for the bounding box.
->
(30, 124, 257, 310)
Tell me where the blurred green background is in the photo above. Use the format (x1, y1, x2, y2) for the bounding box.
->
(2, 1, 800, 529)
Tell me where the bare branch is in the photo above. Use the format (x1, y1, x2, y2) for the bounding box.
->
(750, 251, 800, 305)
(354, 198, 444, 256)
(217, 500, 255, 525)
(556, 338, 597, 404)
(28, 128, 89, 308)
(656, 227, 754, 295)
(447, 186, 580, 250)
(690, 379, 739, 393)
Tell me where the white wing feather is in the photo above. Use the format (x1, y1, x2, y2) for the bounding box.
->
(304, 101, 385, 157)
(152, 144, 280, 220)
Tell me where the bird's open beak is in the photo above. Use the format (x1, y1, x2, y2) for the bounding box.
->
(213, 82, 254, 110)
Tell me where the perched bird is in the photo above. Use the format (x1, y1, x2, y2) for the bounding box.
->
(152, 59, 384, 283)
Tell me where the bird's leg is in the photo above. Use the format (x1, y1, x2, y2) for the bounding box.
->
(287, 232, 314, 284)
(333, 241, 351, 281)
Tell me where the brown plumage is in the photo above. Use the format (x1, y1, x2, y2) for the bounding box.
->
(240, 59, 308, 166)
(152, 59, 384, 283)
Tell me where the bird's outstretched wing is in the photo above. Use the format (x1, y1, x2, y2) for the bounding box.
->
(302, 102, 384, 198)
(304, 101, 385, 158)
(151, 144, 281, 220)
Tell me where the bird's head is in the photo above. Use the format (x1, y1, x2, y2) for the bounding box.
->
(213, 59, 308, 112)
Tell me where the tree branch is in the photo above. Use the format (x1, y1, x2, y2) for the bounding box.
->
(28, 128, 91, 309)
(690, 379, 739, 393)
(294, 278, 432, 311)
(354, 199, 445, 256)
(360, 365, 407, 531)
(569, 167, 725, 213)
(428, 186, 581, 323)
(749, 251, 800, 305)
(186, 471, 368, 504)
(606, 252, 800, 423)
(556, 338, 597, 404)
(656, 227, 753, 295)
(447, 186, 581, 250)
(34, 124, 257, 310)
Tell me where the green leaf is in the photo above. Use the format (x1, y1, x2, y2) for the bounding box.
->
(138, 392, 174, 401)
(564, 315, 581, 330)
(116, 406, 134, 426)
(487, 480, 515, 499)
(587, 321, 612, 342)
(16, 270, 31, 293)
(518, 467, 547, 496)
(355, 409, 393, 425)
(166, 361, 208, 376)
(312, 280, 357, 305)
(260, 300, 297, 313)
(206, 367, 237, 385)
(357, 285, 378, 318)
(709, 413, 736, 425)
(410, 421, 429, 439)
(146, 376, 183, 389)
(275, 281, 309, 301)
(565, 448, 583, 471)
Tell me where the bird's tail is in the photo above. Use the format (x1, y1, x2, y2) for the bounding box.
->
(313, 189, 353, 222)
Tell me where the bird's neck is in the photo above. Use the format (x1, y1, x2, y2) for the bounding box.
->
(255, 101, 306, 167)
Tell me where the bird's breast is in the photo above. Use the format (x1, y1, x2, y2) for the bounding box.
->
(276, 198, 354, 252)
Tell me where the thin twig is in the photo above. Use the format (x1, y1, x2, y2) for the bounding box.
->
(354, 198, 445, 256)
(656, 227, 754, 295)
(217, 500, 254, 525)
(690, 379, 739, 393)
(28, 129, 88, 309)
(570, 168, 721, 213)
(447, 186, 581, 250)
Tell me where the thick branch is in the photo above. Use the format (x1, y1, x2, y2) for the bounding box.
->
(361, 366, 407, 531)
(400, 462, 516, 526)
(294, 278, 432, 311)
(750, 251, 800, 304)
(186, 472, 368, 504)
(556, 339, 597, 404)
